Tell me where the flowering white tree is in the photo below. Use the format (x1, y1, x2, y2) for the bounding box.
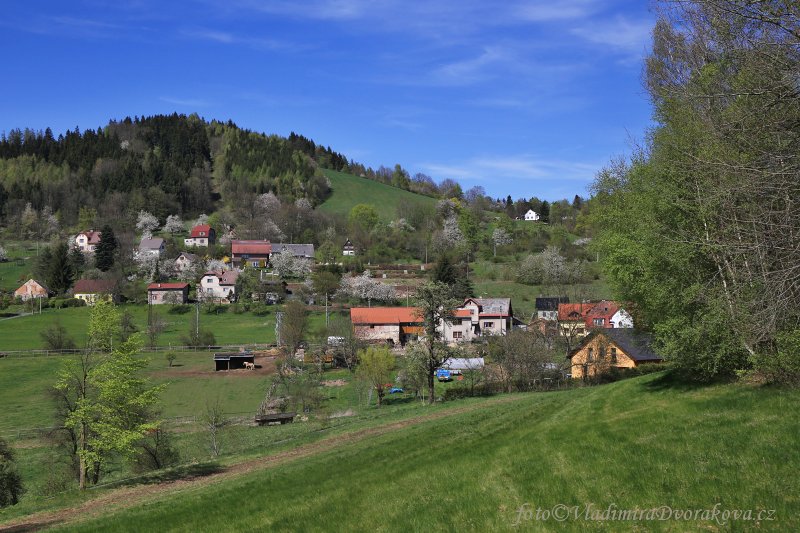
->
(41, 205, 60, 235)
(491, 228, 513, 257)
(337, 271, 397, 304)
(389, 218, 415, 232)
(136, 210, 159, 238)
(294, 198, 312, 212)
(205, 259, 227, 272)
(193, 213, 209, 227)
(262, 219, 286, 242)
(434, 215, 465, 250)
(271, 249, 312, 278)
(254, 192, 281, 215)
(133, 251, 160, 282)
(164, 215, 184, 235)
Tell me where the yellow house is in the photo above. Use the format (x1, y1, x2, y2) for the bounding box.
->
(72, 279, 117, 306)
(568, 329, 663, 379)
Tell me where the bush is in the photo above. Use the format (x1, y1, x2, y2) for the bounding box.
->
(441, 382, 502, 400)
(168, 304, 191, 314)
(50, 298, 86, 309)
(0, 438, 24, 507)
(181, 328, 216, 347)
(203, 304, 227, 315)
(131, 429, 180, 473)
(40, 321, 77, 351)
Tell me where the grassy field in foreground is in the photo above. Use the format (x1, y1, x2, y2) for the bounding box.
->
(319, 169, 437, 220)
(41, 374, 800, 532)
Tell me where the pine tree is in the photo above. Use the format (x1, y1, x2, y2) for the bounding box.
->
(47, 242, 73, 294)
(95, 225, 117, 272)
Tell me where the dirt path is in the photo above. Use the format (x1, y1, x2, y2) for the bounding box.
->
(0, 396, 521, 532)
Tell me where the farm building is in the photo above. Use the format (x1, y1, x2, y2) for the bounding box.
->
(72, 279, 117, 305)
(147, 282, 189, 304)
(271, 243, 315, 258)
(568, 329, 663, 379)
(14, 279, 50, 301)
(350, 306, 423, 345)
(214, 351, 255, 371)
(184, 224, 216, 247)
(441, 358, 485, 371)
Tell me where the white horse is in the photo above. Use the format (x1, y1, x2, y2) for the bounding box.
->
(243, 362, 255, 370)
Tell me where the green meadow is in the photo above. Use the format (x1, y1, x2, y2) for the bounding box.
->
(319, 169, 437, 220)
(1, 373, 794, 532)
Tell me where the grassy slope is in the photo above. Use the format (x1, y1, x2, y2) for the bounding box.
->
(45, 374, 800, 532)
(318, 169, 437, 220)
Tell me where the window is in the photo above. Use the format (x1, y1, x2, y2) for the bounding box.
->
(369, 325, 375, 329)
(587, 348, 594, 362)
(453, 331, 462, 339)
(599, 345, 606, 360)
(593, 318, 604, 326)
(200, 231, 205, 236)
(252, 261, 259, 267)
(610, 347, 618, 364)
(483, 321, 494, 328)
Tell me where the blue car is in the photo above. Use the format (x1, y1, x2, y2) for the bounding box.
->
(389, 387, 404, 394)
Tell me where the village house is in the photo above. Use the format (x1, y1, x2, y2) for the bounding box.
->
(174, 252, 200, 273)
(72, 279, 116, 305)
(184, 224, 215, 247)
(441, 308, 475, 342)
(75, 230, 101, 253)
(463, 298, 514, 337)
(568, 329, 663, 379)
(271, 243, 315, 259)
(139, 237, 166, 258)
(342, 239, 356, 256)
(558, 301, 635, 339)
(557, 302, 593, 338)
(14, 279, 50, 301)
(147, 282, 189, 304)
(524, 209, 540, 221)
(231, 240, 271, 268)
(350, 307, 423, 346)
(200, 270, 239, 303)
(535, 296, 568, 321)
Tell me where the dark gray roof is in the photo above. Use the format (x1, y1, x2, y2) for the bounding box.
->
(471, 298, 511, 316)
(535, 296, 568, 311)
(569, 329, 663, 362)
(272, 243, 315, 258)
(139, 237, 165, 250)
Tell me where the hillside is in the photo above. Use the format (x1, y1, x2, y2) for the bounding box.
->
(6, 373, 798, 531)
(319, 169, 437, 220)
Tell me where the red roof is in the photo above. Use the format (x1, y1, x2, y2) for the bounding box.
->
(231, 240, 271, 255)
(73, 279, 115, 294)
(453, 309, 473, 318)
(350, 307, 422, 325)
(558, 303, 593, 322)
(190, 224, 212, 238)
(147, 283, 189, 291)
(79, 230, 102, 245)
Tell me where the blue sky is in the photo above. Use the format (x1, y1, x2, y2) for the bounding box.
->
(1, 0, 655, 201)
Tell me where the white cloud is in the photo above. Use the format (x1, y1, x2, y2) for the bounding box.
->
(421, 154, 602, 183)
(159, 96, 212, 107)
(571, 16, 653, 58)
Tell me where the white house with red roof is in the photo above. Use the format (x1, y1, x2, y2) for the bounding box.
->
(184, 224, 215, 247)
(75, 230, 102, 253)
(147, 282, 189, 304)
(199, 270, 239, 303)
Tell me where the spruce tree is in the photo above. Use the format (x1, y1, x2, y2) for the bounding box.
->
(47, 242, 73, 294)
(95, 225, 117, 272)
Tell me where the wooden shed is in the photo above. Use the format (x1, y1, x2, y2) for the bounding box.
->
(214, 352, 255, 371)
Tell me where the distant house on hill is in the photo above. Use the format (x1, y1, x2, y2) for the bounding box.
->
(200, 270, 239, 303)
(14, 279, 50, 301)
(72, 279, 116, 305)
(342, 239, 356, 256)
(568, 329, 663, 379)
(174, 252, 200, 273)
(184, 224, 215, 247)
(231, 240, 271, 268)
(524, 209, 540, 221)
(271, 243, 315, 259)
(75, 230, 102, 253)
(147, 282, 189, 304)
(350, 307, 423, 346)
(139, 237, 165, 257)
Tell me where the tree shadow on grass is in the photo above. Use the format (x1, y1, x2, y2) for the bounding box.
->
(115, 462, 225, 489)
(639, 369, 731, 392)
(381, 395, 415, 406)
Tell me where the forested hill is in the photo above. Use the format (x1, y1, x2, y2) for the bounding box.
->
(0, 114, 350, 225)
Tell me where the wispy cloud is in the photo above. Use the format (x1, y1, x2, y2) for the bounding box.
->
(513, 0, 598, 22)
(571, 16, 653, 59)
(159, 96, 212, 107)
(180, 27, 304, 52)
(421, 154, 601, 183)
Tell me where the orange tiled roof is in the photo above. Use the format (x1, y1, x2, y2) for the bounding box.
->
(350, 307, 422, 325)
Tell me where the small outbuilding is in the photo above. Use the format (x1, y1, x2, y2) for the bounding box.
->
(214, 351, 255, 371)
(14, 279, 50, 301)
